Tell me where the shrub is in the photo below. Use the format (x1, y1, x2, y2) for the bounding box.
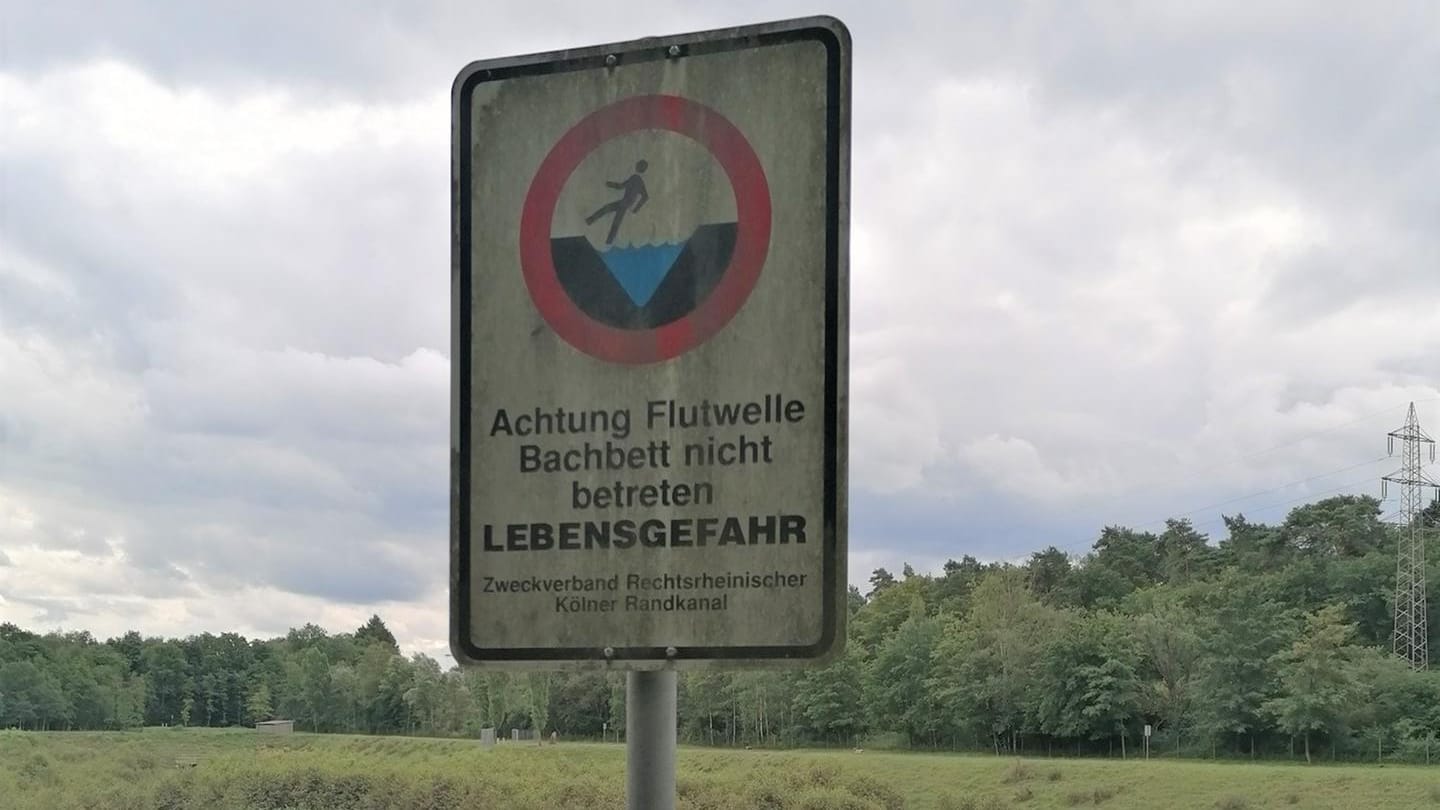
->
(801, 763, 841, 788)
(845, 774, 904, 810)
(938, 796, 1010, 810)
(18, 753, 53, 782)
(793, 788, 887, 810)
(1003, 761, 1033, 784)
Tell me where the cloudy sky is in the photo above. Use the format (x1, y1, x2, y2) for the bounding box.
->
(3, 1, 1439, 660)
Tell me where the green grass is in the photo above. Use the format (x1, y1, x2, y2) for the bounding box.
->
(2, 728, 1439, 809)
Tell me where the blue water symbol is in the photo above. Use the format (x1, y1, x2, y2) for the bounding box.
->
(598, 241, 686, 307)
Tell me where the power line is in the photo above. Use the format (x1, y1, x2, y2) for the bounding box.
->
(1144, 456, 1387, 524)
(1045, 401, 1428, 541)
(1184, 475, 1380, 533)
(920, 400, 1440, 569)
(1047, 455, 1390, 555)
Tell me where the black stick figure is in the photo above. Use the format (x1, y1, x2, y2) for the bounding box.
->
(585, 160, 649, 245)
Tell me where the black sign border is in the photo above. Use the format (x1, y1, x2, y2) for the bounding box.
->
(452, 16, 849, 666)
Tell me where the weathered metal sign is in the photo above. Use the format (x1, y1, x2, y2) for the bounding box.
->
(451, 16, 849, 667)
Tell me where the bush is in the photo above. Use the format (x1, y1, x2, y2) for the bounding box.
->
(801, 763, 841, 788)
(938, 796, 1010, 810)
(793, 788, 888, 810)
(845, 775, 904, 810)
(18, 753, 54, 783)
(1002, 761, 1033, 784)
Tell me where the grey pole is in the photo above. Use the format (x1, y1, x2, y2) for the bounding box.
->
(626, 669, 676, 810)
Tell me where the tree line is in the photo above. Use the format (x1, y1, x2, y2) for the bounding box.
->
(4, 495, 1440, 762)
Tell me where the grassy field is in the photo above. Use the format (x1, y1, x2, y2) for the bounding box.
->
(3, 728, 1439, 810)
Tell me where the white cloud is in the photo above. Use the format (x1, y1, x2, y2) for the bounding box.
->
(0, 59, 450, 646)
(4, 3, 1440, 654)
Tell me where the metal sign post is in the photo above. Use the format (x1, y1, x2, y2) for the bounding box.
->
(451, 17, 850, 808)
(627, 670, 677, 810)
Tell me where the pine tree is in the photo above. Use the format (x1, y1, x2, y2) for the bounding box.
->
(355, 615, 400, 653)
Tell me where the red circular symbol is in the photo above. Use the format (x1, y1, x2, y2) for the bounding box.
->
(519, 94, 771, 364)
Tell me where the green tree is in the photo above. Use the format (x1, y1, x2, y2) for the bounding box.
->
(1279, 496, 1388, 558)
(527, 673, 552, 742)
(246, 681, 275, 723)
(1033, 611, 1143, 756)
(1195, 573, 1294, 757)
(930, 570, 1056, 753)
(115, 675, 145, 729)
(142, 641, 189, 726)
(330, 663, 359, 731)
(1063, 561, 1134, 610)
(1346, 648, 1429, 761)
(1156, 520, 1215, 584)
(551, 672, 611, 738)
(378, 656, 415, 732)
(294, 647, 334, 731)
(404, 654, 443, 734)
(792, 645, 867, 744)
(355, 615, 400, 654)
(1264, 605, 1362, 763)
(1090, 527, 1161, 591)
(1025, 547, 1073, 605)
(851, 576, 931, 652)
(1420, 498, 1440, 528)
(931, 556, 993, 614)
(107, 630, 144, 675)
(867, 568, 897, 596)
(485, 672, 512, 733)
(866, 607, 942, 746)
(1128, 589, 1204, 752)
(1217, 514, 1288, 570)
(0, 660, 69, 729)
(355, 642, 399, 732)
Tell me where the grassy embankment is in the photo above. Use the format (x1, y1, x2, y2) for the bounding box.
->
(3, 728, 1439, 809)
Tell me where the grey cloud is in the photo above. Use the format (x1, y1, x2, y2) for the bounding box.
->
(9, 596, 74, 624)
(5, 2, 1440, 649)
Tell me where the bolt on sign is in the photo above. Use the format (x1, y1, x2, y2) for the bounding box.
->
(451, 17, 850, 668)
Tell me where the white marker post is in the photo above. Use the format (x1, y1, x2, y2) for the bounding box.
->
(451, 18, 850, 808)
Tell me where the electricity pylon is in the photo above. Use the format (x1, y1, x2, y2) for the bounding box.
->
(1382, 403, 1438, 671)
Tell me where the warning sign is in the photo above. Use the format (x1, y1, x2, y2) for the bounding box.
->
(451, 17, 849, 668)
(520, 94, 771, 364)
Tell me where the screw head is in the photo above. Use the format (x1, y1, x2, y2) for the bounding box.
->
(667, 45, 681, 57)
(605, 54, 618, 67)
(603, 646, 615, 658)
(665, 646, 679, 658)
